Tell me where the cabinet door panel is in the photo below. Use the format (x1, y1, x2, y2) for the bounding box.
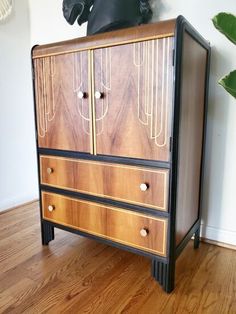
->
(34, 51, 91, 153)
(94, 38, 173, 161)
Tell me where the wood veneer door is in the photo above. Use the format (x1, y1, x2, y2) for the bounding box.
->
(34, 51, 91, 153)
(93, 37, 174, 161)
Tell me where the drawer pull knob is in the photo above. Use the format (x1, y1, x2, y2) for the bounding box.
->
(140, 228, 149, 237)
(140, 183, 149, 192)
(48, 205, 55, 212)
(77, 91, 86, 99)
(95, 91, 103, 99)
(47, 168, 54, 175)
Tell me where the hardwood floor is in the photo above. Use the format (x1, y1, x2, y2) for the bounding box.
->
(0, 202, 235, 313)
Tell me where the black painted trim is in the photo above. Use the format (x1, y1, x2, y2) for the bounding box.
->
(165, 15, 185, 290)
(31, 45, 48, 245)
(152, 259, 173, 293)
(175, 220, 201, 258)
(170, 16, 211, 264)
(41, 185, 169, 218)
(176, 15, 210, 50)
(194, 227, 200, 249)
(42, 221, 55, 245)
(38, 148, 171, 169)
(197, 34, 211, 230)
(42, 219, 168, 262)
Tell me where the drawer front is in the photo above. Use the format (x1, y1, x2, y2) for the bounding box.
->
(42, 192, 168, 256)
(40, 156, 169, 211)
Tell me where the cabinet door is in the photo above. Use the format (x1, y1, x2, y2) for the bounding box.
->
(93, 38, 173, 161)
(34, 51, 91, 153)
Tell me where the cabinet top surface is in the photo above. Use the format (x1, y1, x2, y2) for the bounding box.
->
(32, 18, 176, 59)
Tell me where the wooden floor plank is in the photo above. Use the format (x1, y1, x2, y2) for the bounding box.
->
(0, 202, 236, 313)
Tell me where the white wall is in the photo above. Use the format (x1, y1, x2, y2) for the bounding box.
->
(28, 0, 86, 45)
(0, 0, 84, 213)
(0, 0, 38, 211)
(1, 0, 235, 246)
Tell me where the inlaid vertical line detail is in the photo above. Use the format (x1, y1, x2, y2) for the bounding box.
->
(156, 37, 170, 147)
(42, 58, 47, 134)
(73, 52, 90, 135)
(48, 57, 56, 122)
(154, 40, 159, 138)
(154, 37, 170, 147)
(35, 56, 56, 138)
(150, 40, 155, 138)
(96, 48, 112, 136)
(91, 50, 97, 155)
(133, 38, 172, 148)
(88, 50, 94, 154)
(154, 38, 166, 140)
(81, 52, 90, 135)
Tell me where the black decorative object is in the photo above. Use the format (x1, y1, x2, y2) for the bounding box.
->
(62, 0, 153, 35)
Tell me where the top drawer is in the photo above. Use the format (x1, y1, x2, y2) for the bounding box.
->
(40, 156, 169, 211)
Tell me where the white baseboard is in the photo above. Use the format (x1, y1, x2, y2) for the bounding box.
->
(0, 193, 39, 213)
(201, 224, 236, 247)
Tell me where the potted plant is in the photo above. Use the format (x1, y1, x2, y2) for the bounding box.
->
(212, 12, 236, 99)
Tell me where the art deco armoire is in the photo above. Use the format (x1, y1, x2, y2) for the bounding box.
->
(32, 16, 210, 293)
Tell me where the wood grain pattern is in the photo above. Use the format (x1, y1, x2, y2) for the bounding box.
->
(34, 51, 91, 152)
(40, 155, 169, 211)
(42, 192, 167, 256)
(32, 19, 176, 59)
(94, 37, 173, 161)
(175, 32, 208, 245)
(1, 203, 236, 313)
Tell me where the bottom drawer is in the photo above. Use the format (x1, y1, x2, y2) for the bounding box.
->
(42, 192, 168, 256)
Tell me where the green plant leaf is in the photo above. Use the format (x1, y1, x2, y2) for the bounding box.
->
(212, 12, 236, 45)
(219, 70, 236, 99)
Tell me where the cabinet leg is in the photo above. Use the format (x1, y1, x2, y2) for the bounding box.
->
(41, 222, 54, 245)
(194, 228, 200, 249)
(151, 260, 175, 293)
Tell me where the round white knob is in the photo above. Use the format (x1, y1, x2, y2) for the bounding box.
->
(48, 205, 55, 212)
(77, 91, 86, 99)
(140, 183, 149, 192)
(47, 167, 53, 175)
(140, 228, 149, 237)
(95, 91, 103, 99)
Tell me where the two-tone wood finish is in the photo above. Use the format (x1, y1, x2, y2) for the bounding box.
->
(94, 38, 173, 160)
(34, 51, 91, 153)
(32, 16, 211, 293)
(32, 19, 176, 59)
(34, 39, 173, 161)
(40, 155, 169, 210)
(42, 192, 168, 256)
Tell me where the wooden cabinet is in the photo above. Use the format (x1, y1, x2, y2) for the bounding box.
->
(32, 16, 210, 293)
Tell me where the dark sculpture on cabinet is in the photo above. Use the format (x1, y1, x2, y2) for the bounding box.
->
(62, 0, 153, 35)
